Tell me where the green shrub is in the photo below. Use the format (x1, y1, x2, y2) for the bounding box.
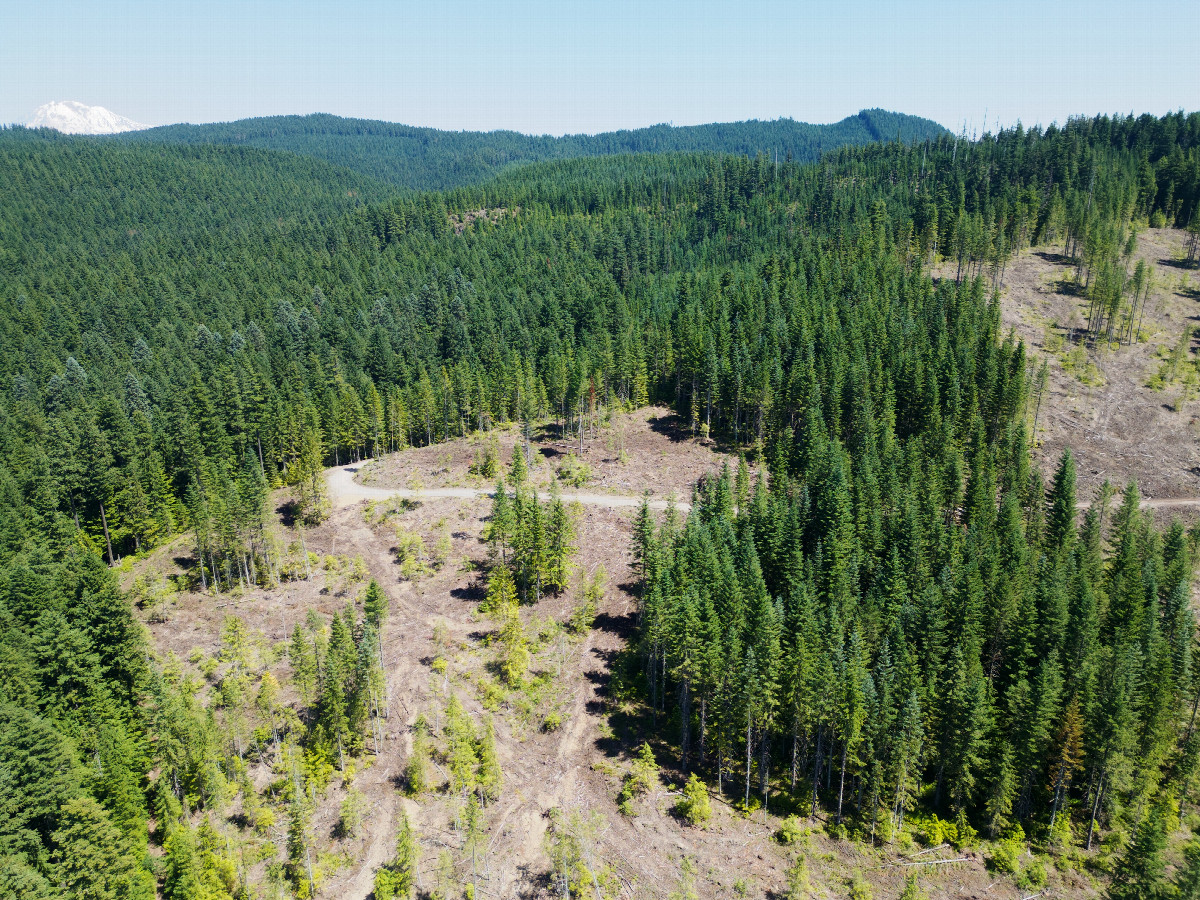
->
(1015, 856, 1048, 892)
(471, 440, 500, 478)
(568, 567, 605, 635)
(395, 529, 431, 579)
(556, 453, 593, 486)
(336, 788, 367, 838)
(674, 774, 712, 827)
(785, 855, 811, 900)
(848, 872, 873, 900)
(987, 838, 1021, 875)
(628, 743, 658, 795)
(617, 743, 658, 815)
(777, 815, 808, 845)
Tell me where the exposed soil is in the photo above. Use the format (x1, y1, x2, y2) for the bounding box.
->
(361, 406, 734, 504)
(122, 244, 1200, 899)
(942, 228, 1200, 516)
(133, 413, 1107, 899)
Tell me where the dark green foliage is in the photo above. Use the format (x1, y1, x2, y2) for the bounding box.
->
(116, 109, 949, 190)
(0, 108, 1196, 895)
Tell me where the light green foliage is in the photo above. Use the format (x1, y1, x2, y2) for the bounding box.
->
(669, 856, 700, 900)
(0, 855, 54, 900)
(1171, 833, 1200, 900)
(161, 821, 238, 900)
(445, 694, 481, 797)
(481, 565, 535, 687)
(544, 807, 611, 899)
(898, 874, 926, 900)
(434, 529, 453, 568)
(785, 855, 811, 900)
(674, 774, 712, 826)
(557, 453, 593, 486)
(337, 788, 368, 839)
(510, 443, 528, 485)
(776, 815, 809, 846)
(569, 567, 606, 635)
(477, 717, 503, 803)
(481, 562, 518, 617)
(847, 872, 872, 900)
(395, 529, 432, 579)
(618, 743, 659, 814)
(404, 718, 432, 795)
(1148, 325, 1198, 398)
(471, 438, 500, 479)
(986, 829, 1023, 875)
(629, 743, 659, 794)
(131, 572, 177, 623)
(1015, 856, 1048, 892)
(373, 810, 418, 900)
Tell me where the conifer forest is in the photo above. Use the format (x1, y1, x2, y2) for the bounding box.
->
(1, 109, 1199, 899)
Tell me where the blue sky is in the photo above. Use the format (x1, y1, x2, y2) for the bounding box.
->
(1, 0, 1196, 134)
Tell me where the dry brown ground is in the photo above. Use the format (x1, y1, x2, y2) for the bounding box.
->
(133, 415, 1105, 900)
(981, 227, 1200, 511)
(360, 406, 734, 504)
(122, 245, 1200, 900)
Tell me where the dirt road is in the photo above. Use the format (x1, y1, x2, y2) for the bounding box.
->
(1075, 496, 1200, 511)
(325, 465, 692, 512)
(328, 463, 1200, 516)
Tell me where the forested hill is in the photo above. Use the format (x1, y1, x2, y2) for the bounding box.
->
(114, 108, 948, 190)
(0, 110, 1199, 898)
(0, 127, 390, 266)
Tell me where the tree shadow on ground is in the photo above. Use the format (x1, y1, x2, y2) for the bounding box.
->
(1160, 256, 1199, 271)
(647, 412, 691, 443)
(451, 582, 486, 603)
(1036, 250, 1077, 266)
(276, 499, 299, 526)
(1052, 277, 1087, 297)
(593, 611, 636, 639)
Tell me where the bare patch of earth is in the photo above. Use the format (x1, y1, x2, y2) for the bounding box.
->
(942, 228, 1200, 513)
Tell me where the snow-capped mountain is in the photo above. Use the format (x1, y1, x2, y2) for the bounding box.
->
(27, 101, 149, 135)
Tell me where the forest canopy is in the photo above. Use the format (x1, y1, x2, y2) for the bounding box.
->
(0, 109, 1197, 897)
(113, 108, 950, 190)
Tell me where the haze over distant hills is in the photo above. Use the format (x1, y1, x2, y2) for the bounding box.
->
(27, 100, 149, 135)
(118, 108, 948, 190)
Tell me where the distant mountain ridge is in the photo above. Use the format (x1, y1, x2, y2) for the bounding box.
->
(28, 100, 148, 135)
(119, 108, 948, 190)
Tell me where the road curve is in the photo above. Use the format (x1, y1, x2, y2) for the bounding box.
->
(324, 465, 690, 513)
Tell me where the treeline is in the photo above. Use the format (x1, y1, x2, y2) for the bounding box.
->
(116, 108, 948, 190)
(2, 113, 1197, 574)
(632, 438, 1200, 847)
(0, 109, 1197, 896)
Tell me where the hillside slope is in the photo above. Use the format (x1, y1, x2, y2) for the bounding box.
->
(3, 111, 1200, 900)
(988, 227, 1200, 505)
(115, 108, 948, 190)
